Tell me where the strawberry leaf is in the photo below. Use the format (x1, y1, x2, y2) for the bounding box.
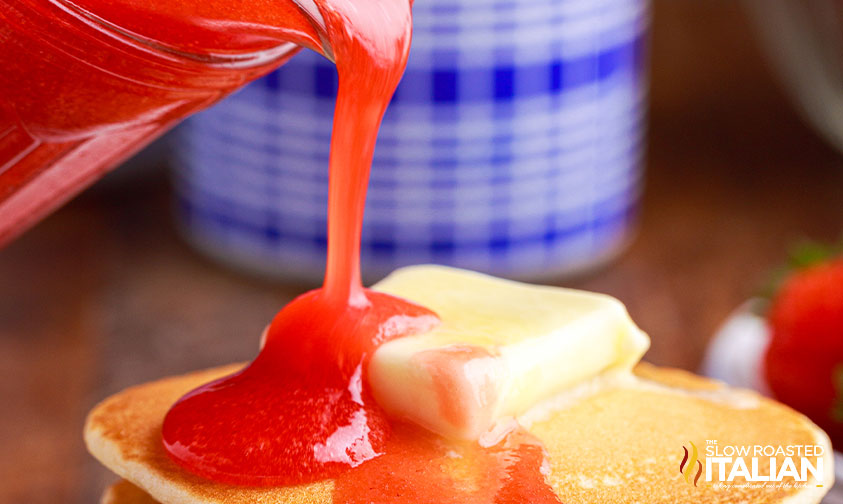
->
(759, 236, 843, 306)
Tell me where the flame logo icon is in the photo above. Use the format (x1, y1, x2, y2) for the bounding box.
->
(680, 441, 703, 487)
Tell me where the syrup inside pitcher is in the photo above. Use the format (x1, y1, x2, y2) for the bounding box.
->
(0, 0, 330, 245)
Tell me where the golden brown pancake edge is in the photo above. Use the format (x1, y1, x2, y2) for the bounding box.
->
(86, 363, 834, 504)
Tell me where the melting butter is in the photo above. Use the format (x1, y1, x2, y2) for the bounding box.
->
(368, 265, 650, 440)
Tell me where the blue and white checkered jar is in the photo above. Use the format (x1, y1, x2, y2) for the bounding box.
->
(172, 0, 649, 282)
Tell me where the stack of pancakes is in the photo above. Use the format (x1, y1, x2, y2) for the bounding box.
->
(86, 362, 833, 504)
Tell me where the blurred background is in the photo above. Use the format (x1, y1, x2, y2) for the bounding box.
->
(1, 1, 843, 503)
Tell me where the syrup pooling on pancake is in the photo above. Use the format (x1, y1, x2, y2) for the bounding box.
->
(162, 291, 439, 485)
(333, 424, 561, 504)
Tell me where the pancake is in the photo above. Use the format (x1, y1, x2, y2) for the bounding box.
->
(101, 480, 158, 504)
(87, 363, 833, 504)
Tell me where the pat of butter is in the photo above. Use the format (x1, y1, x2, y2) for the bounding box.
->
(369, 265, 649, 441)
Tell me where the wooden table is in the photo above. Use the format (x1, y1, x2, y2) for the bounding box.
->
(2, 2, 842, 503)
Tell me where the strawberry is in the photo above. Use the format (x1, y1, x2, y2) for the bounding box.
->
(764, 254, 843, 449)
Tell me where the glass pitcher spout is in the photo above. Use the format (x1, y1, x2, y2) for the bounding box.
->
(290, 0, 334, 61)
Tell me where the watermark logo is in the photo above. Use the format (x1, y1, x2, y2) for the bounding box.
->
(679, 441, 703, 487)
(677, 440, 825, 490)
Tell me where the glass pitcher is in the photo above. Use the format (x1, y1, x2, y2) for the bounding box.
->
(0, 0, 321, 246)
